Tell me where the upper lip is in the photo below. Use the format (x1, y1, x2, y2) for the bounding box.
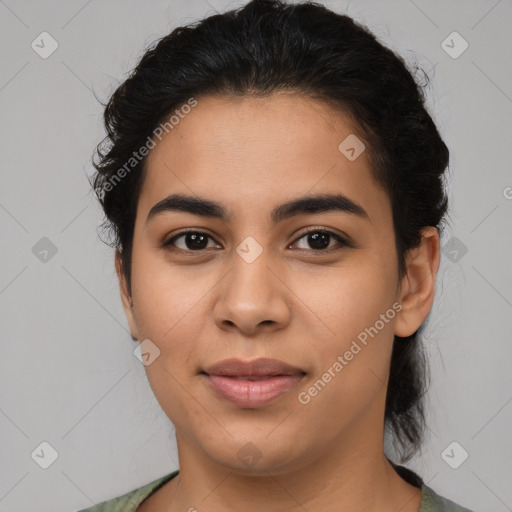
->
(202, 358, 306, 377)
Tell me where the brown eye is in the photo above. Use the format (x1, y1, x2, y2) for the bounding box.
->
(164, 231, 220, 252)
(291, 230, 352, 252)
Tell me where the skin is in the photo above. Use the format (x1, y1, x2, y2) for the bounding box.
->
(115, 92, 440, 512)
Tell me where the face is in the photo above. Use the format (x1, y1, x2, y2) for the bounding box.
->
(117, 92, 437, 475)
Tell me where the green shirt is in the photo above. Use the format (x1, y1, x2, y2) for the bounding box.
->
(76, 466, 474, 511)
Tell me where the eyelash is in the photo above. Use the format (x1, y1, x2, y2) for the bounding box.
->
(162, 228, 353, 255)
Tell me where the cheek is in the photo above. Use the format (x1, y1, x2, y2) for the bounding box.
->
(130, 256, 206, 425)
(129, 250, 221, 409)
(290, 255, 398, 346)
(130, 246, 210, 341)
(292, 257, 398, 403)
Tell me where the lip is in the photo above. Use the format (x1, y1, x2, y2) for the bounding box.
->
(201, 358, 306, 408)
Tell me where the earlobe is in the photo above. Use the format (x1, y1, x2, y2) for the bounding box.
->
(394, 226, 440, 338)
(115, 250, 139, 341)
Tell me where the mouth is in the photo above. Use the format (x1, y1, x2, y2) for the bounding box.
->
(200, 358, 307, 408)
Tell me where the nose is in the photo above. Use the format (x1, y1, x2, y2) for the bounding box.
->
(213, 248, 291, 336)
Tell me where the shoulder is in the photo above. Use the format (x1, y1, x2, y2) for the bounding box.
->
(420, 484, 475, 512)
(390, 462, 474, 512)
(75, 470, 179, 512)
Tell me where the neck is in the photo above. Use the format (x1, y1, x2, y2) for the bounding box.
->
(161, 432, 422, 512)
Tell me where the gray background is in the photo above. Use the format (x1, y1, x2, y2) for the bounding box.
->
(1, 0, 511, 510)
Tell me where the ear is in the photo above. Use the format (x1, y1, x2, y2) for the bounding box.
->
(394, 226, 440, 337)
(115, 250, 139, 341)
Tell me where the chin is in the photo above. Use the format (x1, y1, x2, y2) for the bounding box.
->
(197, 429, 311, 476)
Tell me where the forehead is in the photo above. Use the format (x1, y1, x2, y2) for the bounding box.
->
(138, 93, 390, 226)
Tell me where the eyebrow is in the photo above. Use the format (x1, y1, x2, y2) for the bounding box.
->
(146, 192, 369, 225)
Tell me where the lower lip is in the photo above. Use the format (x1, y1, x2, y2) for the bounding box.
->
(204, 373, 305, 408)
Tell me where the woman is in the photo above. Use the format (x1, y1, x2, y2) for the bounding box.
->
(79, 0, 473, 510)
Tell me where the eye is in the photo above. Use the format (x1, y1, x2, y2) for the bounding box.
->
(290, 229, 352, 252)
(163, 231, 220, 252)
